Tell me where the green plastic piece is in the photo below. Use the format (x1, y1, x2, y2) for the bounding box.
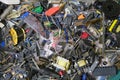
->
(32, 6, 43, 13)
(108, 70, 120, 80)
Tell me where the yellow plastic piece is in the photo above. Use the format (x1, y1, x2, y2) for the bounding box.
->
(109, 19, 118, 32)
(21, 28, 26, 41)
(116, 25, 120, 33)
(96, 10, 101, 14)
(9, 28, 18, 45)
(56, 56, 70, 71)
(77, 60, 86, 67)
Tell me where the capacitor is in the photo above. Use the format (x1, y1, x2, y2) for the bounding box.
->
(77, 59, 87, 67)
(9, 27, 26, 45)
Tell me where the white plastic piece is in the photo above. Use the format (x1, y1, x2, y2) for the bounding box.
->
(0, 22, 4, 28)
(7, 21, 15, 27)
(0, 0, 20, 4)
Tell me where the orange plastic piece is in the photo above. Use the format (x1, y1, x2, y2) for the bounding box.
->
(78, 14, 85, 20)
(45, 6, 60, 16)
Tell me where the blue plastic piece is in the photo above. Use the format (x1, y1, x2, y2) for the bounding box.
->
(82, 73, 87, 80)
(20, 12, 29, 19)
(0, 41, 5, 47)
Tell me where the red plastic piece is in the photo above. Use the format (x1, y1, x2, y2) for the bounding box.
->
(58, 70, 64, 76)
(80, 32, 89, 39)
(25, 28, 31, 33)
(45, 6, 60, 16)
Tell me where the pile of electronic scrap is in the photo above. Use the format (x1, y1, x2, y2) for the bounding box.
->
(0, 0, 120, 80)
